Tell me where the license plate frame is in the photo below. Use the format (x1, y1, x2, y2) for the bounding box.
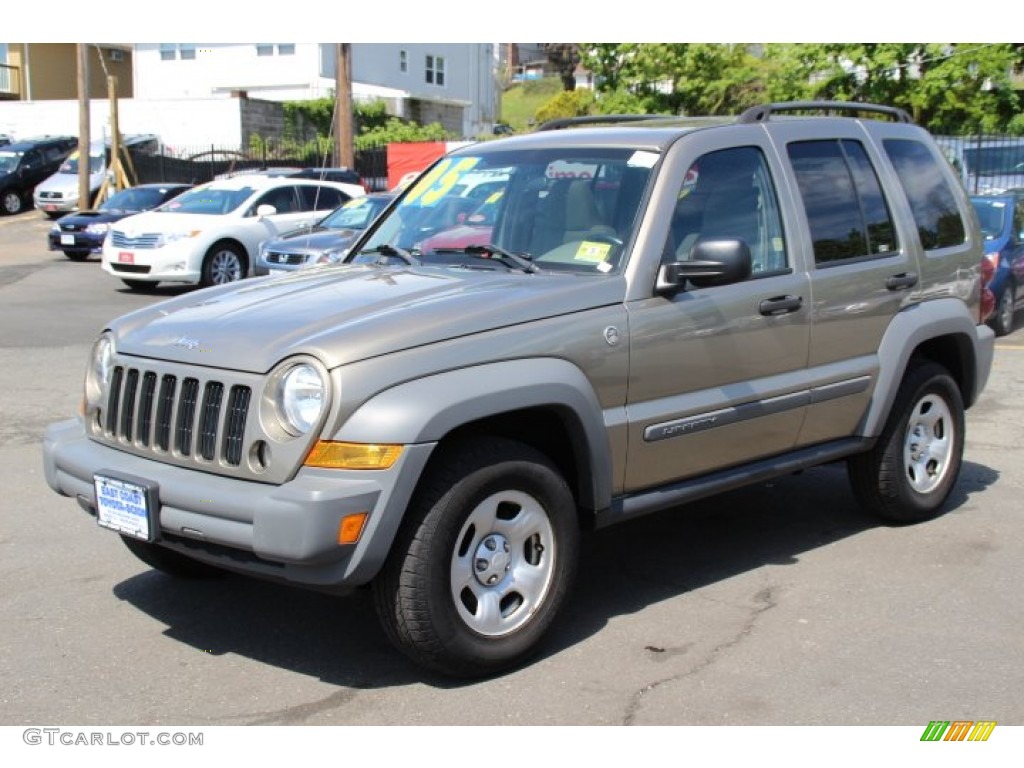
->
(93, 472, 159, 542)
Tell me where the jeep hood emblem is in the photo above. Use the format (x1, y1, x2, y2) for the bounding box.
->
(172, 336, 201, 350)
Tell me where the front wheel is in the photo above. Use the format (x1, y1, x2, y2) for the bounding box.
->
(373, 438, 579, 677)
(1, 188, 22, 215)
(201, 242, 246, 287)
(848, 361, 965, 524)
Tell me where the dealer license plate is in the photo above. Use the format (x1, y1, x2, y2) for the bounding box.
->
(60, 234, 75, 245)
(94, 474, 156, 541)
(118, 251, 134, 264)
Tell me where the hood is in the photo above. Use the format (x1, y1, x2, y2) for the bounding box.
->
(38, 171, 102, 193)
(265, 228, 360, 253)
(109, 265, 625, 372)
(111, 210, 226, 235)
(56, 209, 136, 226)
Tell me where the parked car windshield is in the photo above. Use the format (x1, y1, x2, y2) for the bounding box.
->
(59, 154, 105, 174)
(100, 187, 175, 212)
(156, 186, 254, 215)
(963, 144, 1024, 177)
(357, 146, 658, 274)
(320, 195, 392, 230)
(970, 197, 1009, 239)
(0, 151, 22, 174)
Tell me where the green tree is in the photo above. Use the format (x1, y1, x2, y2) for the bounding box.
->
(534, 89, 595, 124)
(544, 44, 581, 91)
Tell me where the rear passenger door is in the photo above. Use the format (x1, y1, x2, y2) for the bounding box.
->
(768, 123, 922, 447)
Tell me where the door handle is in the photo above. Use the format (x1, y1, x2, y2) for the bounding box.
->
(759, 295, 803, 316)
(886, 272, 918, 290)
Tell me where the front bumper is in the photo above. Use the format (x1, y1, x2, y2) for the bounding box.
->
(48, 231, 105, 253)
(43, 418, 434, 588)
(101, 238, 203, 284)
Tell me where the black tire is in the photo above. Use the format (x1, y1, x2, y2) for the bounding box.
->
(201, 241, 247, 287)
(44, 210, 63, 220)
(848, 361, 965, 524)
(990, 283, 1015, 337)
(1, 188, 23, 215)
(373, 437, 579, 677)
(64, 250, 91, 261)
(120, 536, 224, 579)
(121, 278, 157, 291)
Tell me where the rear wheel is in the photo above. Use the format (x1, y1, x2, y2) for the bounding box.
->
(201, 242, 246, 287)
(373, 437, 579, 677)
(120, 536, 224, 579)
(1, 188, 22, 215)
(991, 283, 1016, 337)
(848, 361, 964, 524)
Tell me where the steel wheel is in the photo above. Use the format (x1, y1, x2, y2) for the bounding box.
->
(201, 243, 246, 286)
(450, 489, 557, 638)
(902, 392, 954, 494)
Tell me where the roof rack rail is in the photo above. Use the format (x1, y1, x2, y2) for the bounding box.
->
(536, 114, 655, 132)
(737, 101, 913, 124)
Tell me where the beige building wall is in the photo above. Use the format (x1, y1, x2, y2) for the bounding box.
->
(5, 44, 133, 101)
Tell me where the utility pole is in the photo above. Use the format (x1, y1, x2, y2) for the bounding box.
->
(334, 43, 354, 168)
(76, 44, 90, 211)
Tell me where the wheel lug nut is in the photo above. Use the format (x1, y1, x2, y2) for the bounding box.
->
(475, 559, 488, 572)
(484, 538, 496, 551)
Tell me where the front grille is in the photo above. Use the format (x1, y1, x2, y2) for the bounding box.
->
(39, 191, 63, 200)
(111, 231, 161, 249)
(266, 251, 308, 266)
(102, 364, 251, 468)
(60, 222, 84, 232)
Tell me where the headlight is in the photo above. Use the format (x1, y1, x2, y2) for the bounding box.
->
(50, 223, 60, 234)
(276, 363, 326, 435)
(84, 333, 115, 409)
(159, 230, 201, 247)
(85, 222, 110, 235)
(314, 247, 349, 266)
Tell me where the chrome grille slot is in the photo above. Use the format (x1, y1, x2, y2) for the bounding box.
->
(198, 382, 224, 460)
(111, 231, 161, 249)
(137, 372, 157, 446)
(105, 367, 123, 435)
(223, 386, 250, 466)
(155, 375, 177, 451)
(119, 368, 139, 441)
(175, 378, 200, 456)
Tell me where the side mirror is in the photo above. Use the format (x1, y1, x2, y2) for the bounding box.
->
(256, 204, 277, 218)
(657, 237, 753, 293)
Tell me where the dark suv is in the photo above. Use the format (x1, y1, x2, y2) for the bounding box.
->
(0, 135, 77, 215)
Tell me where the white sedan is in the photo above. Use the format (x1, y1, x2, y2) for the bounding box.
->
(101, 175, 364, 290)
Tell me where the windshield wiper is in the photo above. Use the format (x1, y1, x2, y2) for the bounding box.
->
(433, 244, 539, 274)
(357, 243, 421, 266)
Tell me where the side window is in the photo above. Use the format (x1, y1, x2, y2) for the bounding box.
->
(251, 186, 298, 215)
(883, 139, 966, 250)
(22, 150, 42, 169)
(298, 185, 347, 211)
(1014, 202, 1024, 244)
(788, 140, 898, 265)
(665, 146, 787, 276)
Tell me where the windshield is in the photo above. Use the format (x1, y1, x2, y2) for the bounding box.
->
(971, 198, 1008, 239)
(59, 154, 105, 174)
(100, 187, 170, 212)
(0, 151, 21, 174)
(156, 186, 254, 215)
(356, 147, 657, 273)
(320, 196, 391, 230)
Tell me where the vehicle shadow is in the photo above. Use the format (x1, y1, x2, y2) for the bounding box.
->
(111, 459, 999, 690)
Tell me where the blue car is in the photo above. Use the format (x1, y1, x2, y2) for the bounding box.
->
(970, 194, 1024, 336)
(48, 183, 191, 261)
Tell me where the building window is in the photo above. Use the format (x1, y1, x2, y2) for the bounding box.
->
(426, 54, 445, 86)
(278, 44, 295, 56)
(256, 44, 274, 57)
(160, 44, 195, 61)
(109, 49, 124, 62)
(400, 49, 408, 73)
(257, 44, 294, 57)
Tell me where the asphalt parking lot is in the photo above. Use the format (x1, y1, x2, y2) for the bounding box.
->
(1, 207, 1022, 728)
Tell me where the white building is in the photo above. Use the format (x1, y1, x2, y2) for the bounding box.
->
(132, 43, 499, 137)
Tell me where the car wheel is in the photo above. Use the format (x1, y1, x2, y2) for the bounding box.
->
(1, 189, 22, 215)
(121, 279, 157, 291)
(201, 242, 246, 287)
(848, 361, 965, 524)
(120, 536, 224, 579)
(64, 250, 91, 261)
(373, 437, 579, 677)
(990, 283, 1015, 337)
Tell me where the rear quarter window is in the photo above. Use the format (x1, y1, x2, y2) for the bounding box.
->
(883, 139, 966, 250)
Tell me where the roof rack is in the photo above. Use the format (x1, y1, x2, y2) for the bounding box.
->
(536, 114, 656, 132)
(737, 101, 913, 124)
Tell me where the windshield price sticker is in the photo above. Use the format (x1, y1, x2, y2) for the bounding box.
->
(94, 475, 153, 541)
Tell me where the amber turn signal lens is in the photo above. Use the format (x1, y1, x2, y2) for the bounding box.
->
(338, 512, 368, 544)
(304, 441, 403, 470)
